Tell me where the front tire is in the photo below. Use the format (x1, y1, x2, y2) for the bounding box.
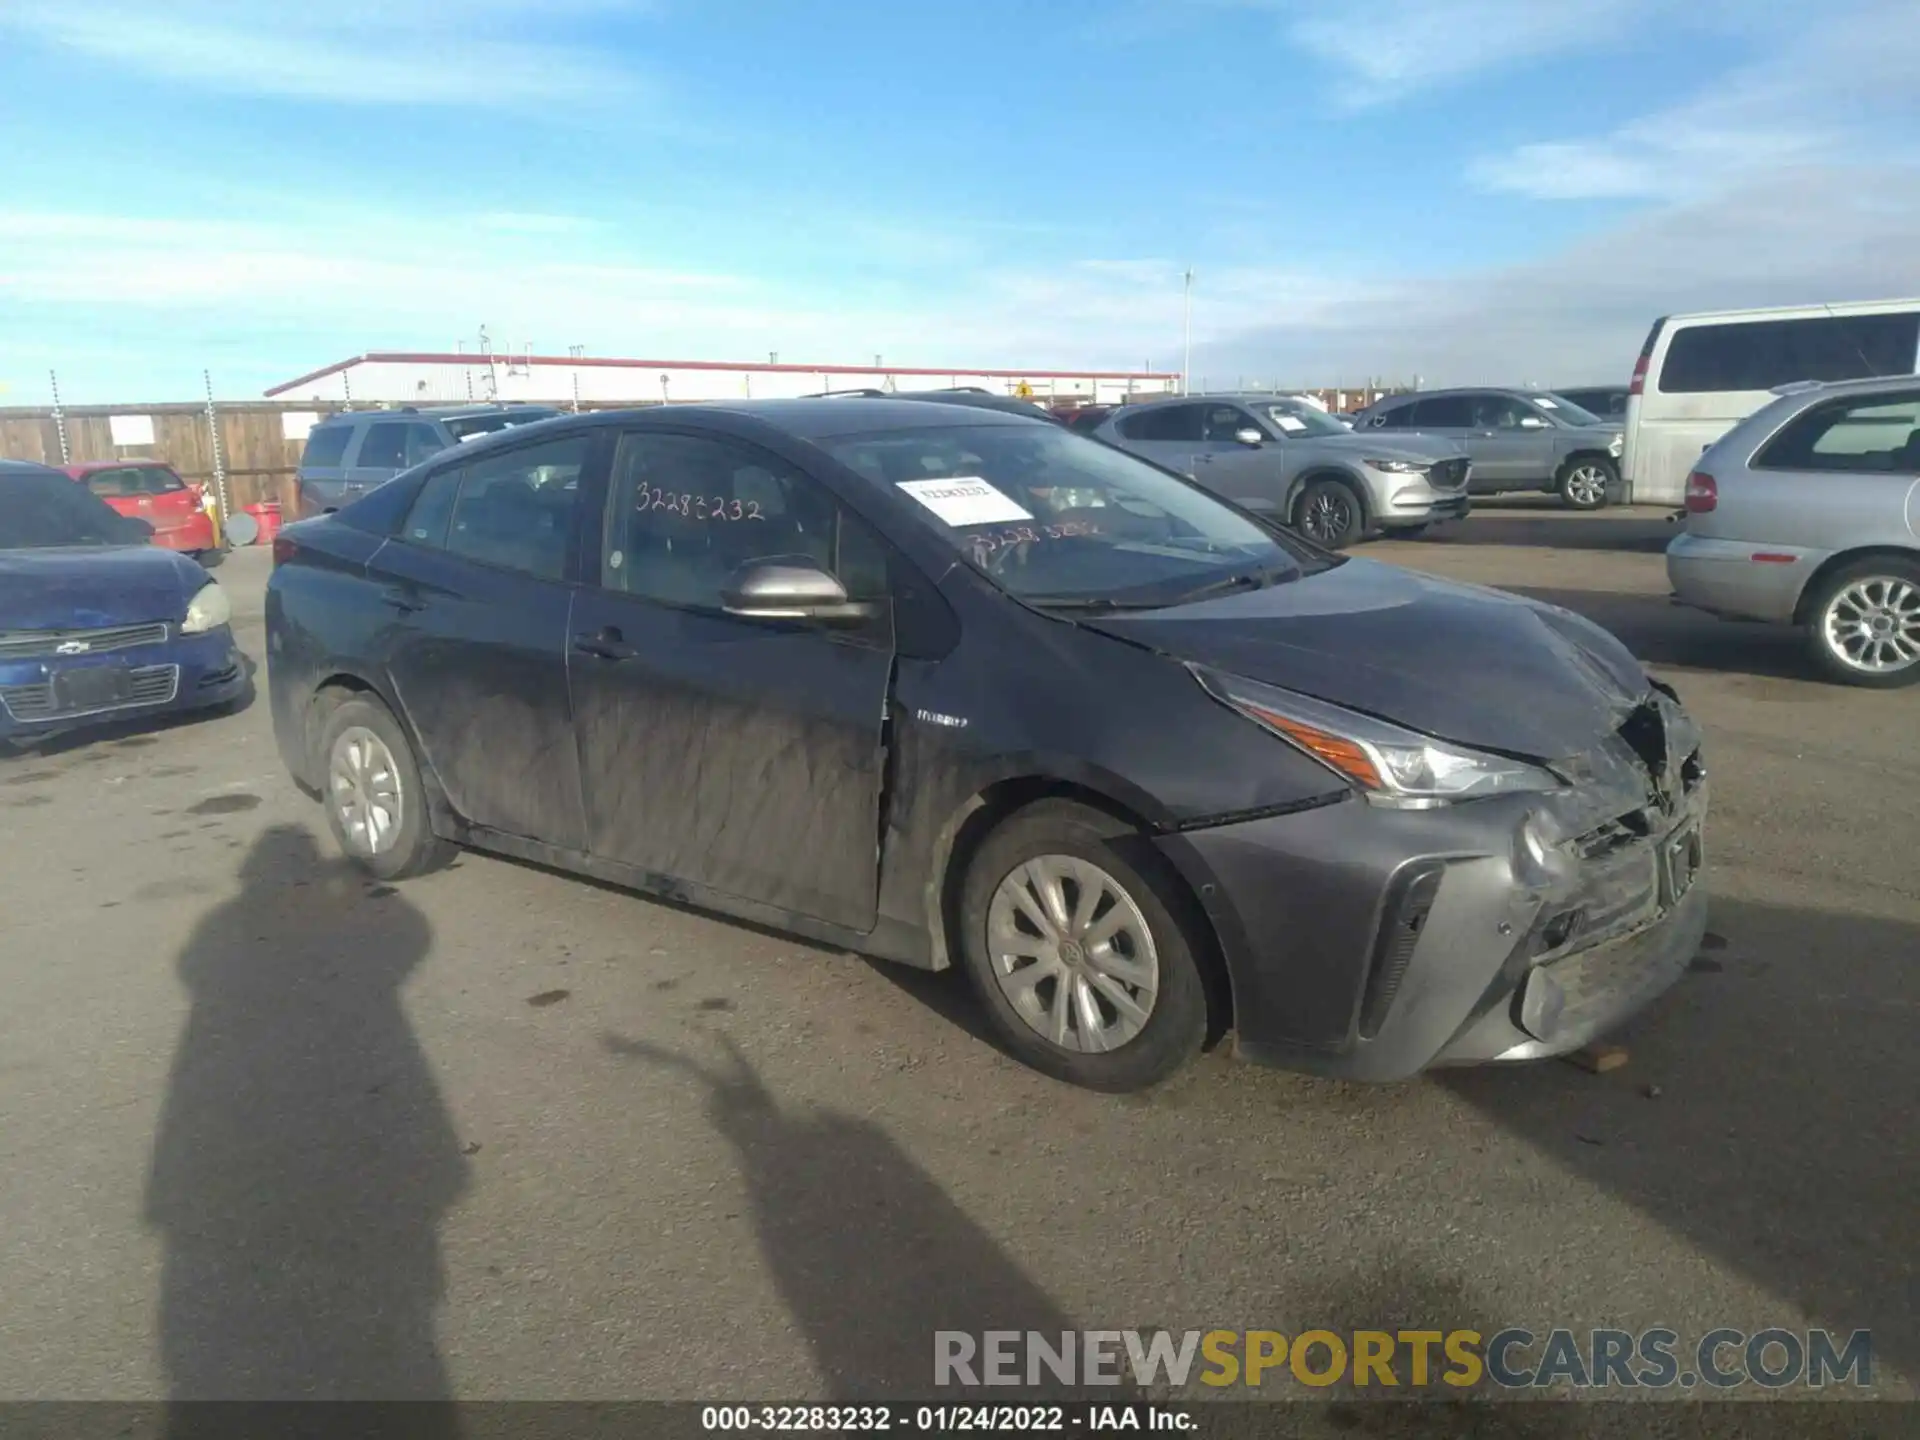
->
(316, 695, 454, 879)
(1805, 557, 1920, 688)
(1557, 456, 1616, 510)
(1294, 478, 1366, 548)
(958, 800, 1211, 1092)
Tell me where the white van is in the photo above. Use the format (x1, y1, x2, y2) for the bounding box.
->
(1622, 299, 1920, 505)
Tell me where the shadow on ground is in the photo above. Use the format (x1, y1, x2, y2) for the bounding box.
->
(144, 825, 468, 1423)
(1409, 504, 1680, 555)
(603, 1029, 1094, 1400)
(1512, 585, 1817, 682)
(1445, 895, 1918, 1384)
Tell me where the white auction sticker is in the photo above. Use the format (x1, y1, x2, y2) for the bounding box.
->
(896, 476, 1033, 526)
(1273, 414, 1308, 433)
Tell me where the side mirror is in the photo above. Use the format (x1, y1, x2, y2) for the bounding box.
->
(1233, 428, 1265, 447)
(1519, 415, 1550, 430)
(720, 560, 876, 625)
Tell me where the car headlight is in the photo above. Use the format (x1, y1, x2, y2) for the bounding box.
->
(181, 581, 231, 634)
(1365, 457, 1428, 475)
(1192, 667, 1561, 808)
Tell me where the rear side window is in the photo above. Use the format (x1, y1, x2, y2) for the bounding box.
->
(444, 436, 590, 580)
(301, 425, 352, 469)
(356, 422, 411, 470)
(1118, 405, 1205, 442)
(1410, 396, 1475, 427)
(1658, 313, 1920, 394)
(1754, 391, 1920, 474)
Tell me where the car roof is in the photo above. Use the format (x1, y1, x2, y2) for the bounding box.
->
(0, 459, 68, 479)
(314, 403, 558, 426)
(634, 397, 1052, 440)
(1769, 373, 1920, 401)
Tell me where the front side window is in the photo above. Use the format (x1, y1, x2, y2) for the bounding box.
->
(1202, 405, 1261, 442)
(355, 422, 409, 470)
(602, 432, 889, 610)
(1754, 391, 1920, 474)
(820, 423, 1323, 608)
(440, 436, 588, 580)
(1472, 395, 1543, 430)
(405, 425, 447, 467)
(1118, 404, 1205, 442)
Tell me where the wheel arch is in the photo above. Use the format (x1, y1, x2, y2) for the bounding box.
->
(302, 669, 459, 833)
(1288, 466, 1373, 529)
(1792, 544, 1920, 626)
(928, 775, 1236, 1049)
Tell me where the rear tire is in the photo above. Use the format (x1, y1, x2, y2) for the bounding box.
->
(316, 695, 454, 879)
(1557, 456, 1616, 510)
(1293, 478, 1366, 548)
(958, 800, 1210, 1092)
(1804, 557, 1920, 688)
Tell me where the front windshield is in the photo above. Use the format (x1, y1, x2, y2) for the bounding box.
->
(1261, 403, 1350, 438)
(1, 471, 139, 549)
(1535, 393, 1606, 427)
(820, 423, 1325, 608)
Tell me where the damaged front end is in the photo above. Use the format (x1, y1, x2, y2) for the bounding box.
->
(1434, 682, 1709, 1064)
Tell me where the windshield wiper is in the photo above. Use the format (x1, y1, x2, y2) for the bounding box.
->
(1029, 568, 1285, 614)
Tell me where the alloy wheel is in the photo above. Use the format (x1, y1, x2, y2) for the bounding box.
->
(1822, 577, 1920, 675)
(1302, 490, 1355, 543)
(985, 855, 1160, 1053)
(329, 725, 403, 856)
(1563, 465, 1608, 507)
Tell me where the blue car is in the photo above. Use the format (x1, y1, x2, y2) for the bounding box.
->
(1, 460, 247, 744)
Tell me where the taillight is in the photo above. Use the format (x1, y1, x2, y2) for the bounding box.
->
(1685, 471, 1718, 514)
(1628, 316, 1665, 397)
(272, 536, 297, 567)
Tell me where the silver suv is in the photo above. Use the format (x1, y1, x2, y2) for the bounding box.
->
(296, 403, 562, 517)
(1350, 388, 1624, 509)
(1091, 394, 1470, 547)
(1666, 376, 1920, 687)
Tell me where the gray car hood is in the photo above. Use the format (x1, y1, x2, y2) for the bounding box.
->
(1083, 558, 1648, 762)
(1291, 431, 1466, 464)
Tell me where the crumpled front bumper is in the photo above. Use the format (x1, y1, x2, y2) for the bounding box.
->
(1158, 689, 1709, 1081)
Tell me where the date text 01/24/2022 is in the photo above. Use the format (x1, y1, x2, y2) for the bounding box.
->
(699, 1403, 1195, 1431)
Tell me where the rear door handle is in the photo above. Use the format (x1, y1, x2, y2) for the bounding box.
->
(573, 627, 637, 662)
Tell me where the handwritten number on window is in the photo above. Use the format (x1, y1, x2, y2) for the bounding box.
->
(638, 489, 764, 520)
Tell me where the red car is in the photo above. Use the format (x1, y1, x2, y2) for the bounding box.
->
(63, 461, 218, 558)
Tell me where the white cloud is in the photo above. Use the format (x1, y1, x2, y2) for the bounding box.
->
(0, 0, 656, 107)
(1193, 166, 1920, 388)
(1470, 0, 1920, 201)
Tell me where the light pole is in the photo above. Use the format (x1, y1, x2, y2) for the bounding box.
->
(1181, 267, 1194, 396)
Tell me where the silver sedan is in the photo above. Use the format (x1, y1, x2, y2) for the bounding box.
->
(1667, 375, 1920, 686)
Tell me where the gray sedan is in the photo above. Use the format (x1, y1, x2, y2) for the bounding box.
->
(1351, 388, 1624, 509)
(1666, 375, 1920, 686)
(1091, 394, 1470, 547)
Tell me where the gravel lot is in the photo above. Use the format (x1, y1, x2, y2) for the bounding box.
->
(1, 504, 1912, 1408)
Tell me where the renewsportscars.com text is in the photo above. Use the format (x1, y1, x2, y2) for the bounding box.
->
(934, 1327, 1873, 1391)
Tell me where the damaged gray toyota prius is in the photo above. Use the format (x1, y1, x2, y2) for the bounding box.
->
(266, 399, 1707, 1091)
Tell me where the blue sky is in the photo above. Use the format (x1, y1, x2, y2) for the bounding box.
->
(2, 0, 1917, 403)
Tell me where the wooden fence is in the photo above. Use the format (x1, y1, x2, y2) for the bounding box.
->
(0, 401, 350, 517)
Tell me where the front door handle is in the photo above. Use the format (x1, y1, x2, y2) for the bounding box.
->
(573, 627, 636, 662)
